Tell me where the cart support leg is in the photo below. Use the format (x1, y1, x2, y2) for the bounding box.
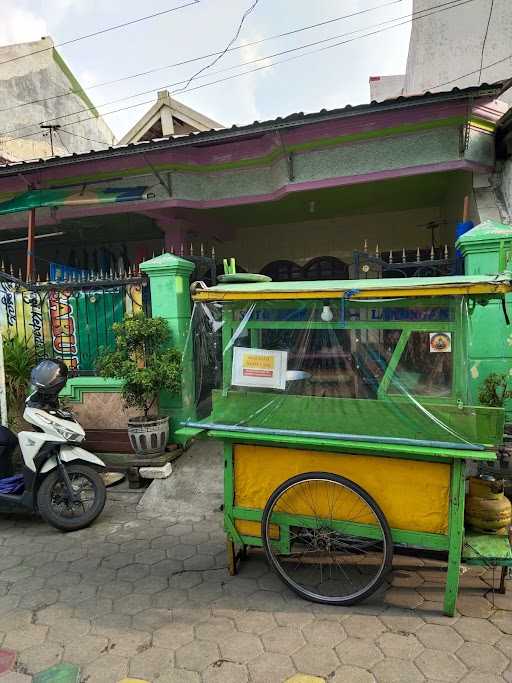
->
(227, 538, 237, 576)
(500, 567, 508, 594)
(444, 459, 465, 617)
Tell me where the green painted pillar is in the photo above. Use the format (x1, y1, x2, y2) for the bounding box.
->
(456, 220, 512, 419)
(140, 253, 195, 435)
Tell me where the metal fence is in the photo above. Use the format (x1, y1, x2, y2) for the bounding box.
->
(353, 241, 459, 279)
(0, 270, 150, 376)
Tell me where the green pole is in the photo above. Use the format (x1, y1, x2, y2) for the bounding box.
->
(140, 253, 195, 437)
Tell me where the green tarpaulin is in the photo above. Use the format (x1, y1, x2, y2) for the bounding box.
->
(0, 186, 149, 215)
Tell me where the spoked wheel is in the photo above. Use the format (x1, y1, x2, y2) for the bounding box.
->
(37, 464, 106, 532)
(261, 472, 393, 605)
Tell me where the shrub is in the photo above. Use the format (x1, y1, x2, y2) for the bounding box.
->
(96, 314, 181, 419)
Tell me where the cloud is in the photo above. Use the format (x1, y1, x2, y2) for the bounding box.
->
(0, 7, 48, 46)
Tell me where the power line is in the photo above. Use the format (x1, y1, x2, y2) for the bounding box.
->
(49, 0, 488, 139)
(0, 1, 199, 68)
(55, 130, 71, 154)
(58, 128, 109, 147)
(0, 0, 478, 141)
(8, 44, 509, 159)
(181, 0, 260, 92)
(426, 52, 512, 90)
(478, 0, 494, 84)
(0, 0, 406, 114)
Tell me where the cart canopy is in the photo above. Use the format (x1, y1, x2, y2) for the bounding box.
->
(183, 274, 511, 451)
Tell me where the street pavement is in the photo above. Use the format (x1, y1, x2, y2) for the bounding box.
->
(0, 488, 510, 682)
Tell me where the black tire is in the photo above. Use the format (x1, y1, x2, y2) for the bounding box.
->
(37, 463, 106, 532)
(261, 471, 393, 605)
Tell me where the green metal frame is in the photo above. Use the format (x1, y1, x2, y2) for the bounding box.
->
(209, 293, 509, 616)
(221, 436, 482, 616)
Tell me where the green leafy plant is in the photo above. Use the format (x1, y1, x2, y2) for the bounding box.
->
(96, 314, 181, 419)
(2, 336, 38, 427)
(478, 372, 512, 407)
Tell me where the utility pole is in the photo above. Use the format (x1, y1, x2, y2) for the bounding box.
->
(40, 124, 61, 156)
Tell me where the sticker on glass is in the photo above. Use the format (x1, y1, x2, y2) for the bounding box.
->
(232, 347, 287, 390)
(429, 332, 451, 353)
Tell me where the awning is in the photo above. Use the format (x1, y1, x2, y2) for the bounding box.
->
(0, 186, 151, 215)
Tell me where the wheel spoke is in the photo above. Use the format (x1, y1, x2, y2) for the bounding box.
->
(262, 473, 392, 605)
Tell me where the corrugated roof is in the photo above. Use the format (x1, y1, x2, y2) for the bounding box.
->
(0, 80, 509, 177)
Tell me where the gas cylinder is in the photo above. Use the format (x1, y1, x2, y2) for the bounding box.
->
(465, 476, 512, 534)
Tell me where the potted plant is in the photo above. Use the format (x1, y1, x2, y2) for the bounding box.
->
(97, 314, 181, 456)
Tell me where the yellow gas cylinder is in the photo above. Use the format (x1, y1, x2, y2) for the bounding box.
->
(465, 476, 512, 534)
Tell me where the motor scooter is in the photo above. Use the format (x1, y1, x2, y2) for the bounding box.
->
(0, 359, 107, 531)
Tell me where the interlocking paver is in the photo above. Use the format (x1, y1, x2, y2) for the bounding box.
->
(454, 617, 502, 643)
(234, 611, 277, 634)
(415, 649, 467, 681)
(81, 653, 128, 683)
(384, 588, 425, 609)
(117, 563, 150, 581)
(132, 607, 172, 631)
(417, 623, 464, 652)
(376, 631, 423, 659)
(47, 616, 91, 643)
(153, 623, 195, 649)
(128, 645, 174, 679)
(335, 637, 384, 668)
(331, 666, 376, 682)
(218, 631, 264, 663)
(3, 494, 512, 683)
(4, 624, 48, 651)
(99, 580, 134, 599)
(302, 619, 346, 648)
(372, 658, 425, 682)
(491, 610, 512, 635)
(292, 644, 339, 678)
(62, 634, 109, 665)
(202, 661, 249, 683)
(380, 613, 425, 634)
(248, 652, 296, 683)
(195, 616, 236, 642)
(16, 642, 63, 674)
(456, 641, 508, 674)
(262, 626, 306, 654)
(113, 592, 152, 615)
(175, 639, 220, 672)
(343, 614, 387, 640)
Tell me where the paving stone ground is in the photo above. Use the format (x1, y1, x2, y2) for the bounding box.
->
(0, 488, 511, 682)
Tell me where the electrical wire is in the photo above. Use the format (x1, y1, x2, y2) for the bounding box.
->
(58, 128, 111, 147)
(55, 130, 71, 154)
(0, 0, 407, 114)
(0, 0, 480, 142)
(0, 1, 199, 68)
(478, 0, 495, 84)
(424, 52, 512, 90)
(180, 0, 260, 92)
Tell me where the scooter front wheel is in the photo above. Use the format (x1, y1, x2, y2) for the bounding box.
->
(37, 463, 106, 532)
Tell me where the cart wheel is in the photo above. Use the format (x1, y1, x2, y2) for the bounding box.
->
(261, 472, 393, 606)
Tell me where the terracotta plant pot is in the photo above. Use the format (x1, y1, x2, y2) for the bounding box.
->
(127, 415, 169, 457)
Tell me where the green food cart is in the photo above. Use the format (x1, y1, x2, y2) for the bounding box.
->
(179, 273, 512, 616)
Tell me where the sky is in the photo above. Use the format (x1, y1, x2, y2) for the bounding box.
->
(0, 0, 413, 140)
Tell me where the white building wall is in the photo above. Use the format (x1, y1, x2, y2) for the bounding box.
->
(405, 0, 512, 98)
(369, 75, 405, 101)
(369, 0, 512, 102)
(0, 37, 115, 161)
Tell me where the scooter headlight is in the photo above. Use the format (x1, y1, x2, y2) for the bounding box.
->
(53, 424, 82, 442)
